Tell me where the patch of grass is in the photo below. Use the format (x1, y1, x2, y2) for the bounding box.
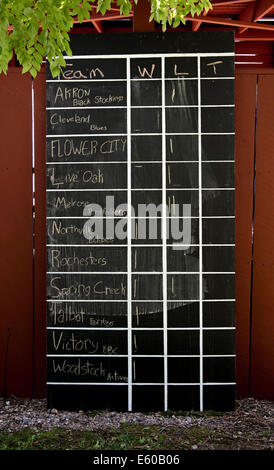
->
(85, 409, 109, 417)
(0, 425, 223, 451)
(0, 429, 75, 451)
(0, 423, 270, 451)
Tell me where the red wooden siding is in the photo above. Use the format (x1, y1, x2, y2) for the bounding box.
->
(0, 71, 34, 397)
(0, 67, 273, 400)
(33, 73, 47, 398)
(250, 74, 274, 398)
(234, 73, 257, 397)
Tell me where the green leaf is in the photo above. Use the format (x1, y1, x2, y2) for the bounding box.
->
(173, 18, 181, 27)
(35, 43, 45, 56)
(33, 51, 42, 63)
(55, 55, 66, 67)
(22, 62, 32, 74)
(63, 41, 72, 56)
(29, 66, 37, 78)
(24, 7, 33, 17)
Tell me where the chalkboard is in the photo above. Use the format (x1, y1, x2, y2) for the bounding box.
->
(46, 32, 235, 412)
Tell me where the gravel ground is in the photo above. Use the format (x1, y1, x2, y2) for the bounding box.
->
(0, 396, 273, 443)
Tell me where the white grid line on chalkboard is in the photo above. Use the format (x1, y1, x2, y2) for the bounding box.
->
(198, 56, 204, 413)
(199, 77, 235, 80)
(46, 106, 127, 110)
(202, 355, 236, 357)
(46, 243, 234, 246)
(131, 77, 234, 81)
(46, 383, 236, 386)
(46, 161, 235, 164)
(46, 134, 128, 137)
(46, 299, 236, 302)
(47, 187, 235, 192)
(46, 216, 235, 219)
(46, 244, 235, 247)
(46, 299, 233, 302)
(46, 133, 235, 137)
(200, 383, 236, 386)
(46, 105, 234, 110)
(162, 55, 169, 411)
(46, 327, 236, 331)
(62, 52, 234, 59)
(47, 354, 236, 357)
(46, 77, 234, 83)
(47, 272, 235, 275)
(47, 79, 128, 83)
(47, 355, 236, 359)
(133, 77, 235, 81)
(127, 56, 133, 412)
(200, 105, 234, 108)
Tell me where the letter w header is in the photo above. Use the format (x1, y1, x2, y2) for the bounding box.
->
(137, 64, 156, 78)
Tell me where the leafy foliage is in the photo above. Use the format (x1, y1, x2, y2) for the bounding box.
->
(149, 0, 212, 30)
(0, 0, 212, 78)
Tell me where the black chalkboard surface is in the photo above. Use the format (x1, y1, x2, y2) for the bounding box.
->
(46, 32, 235, 412)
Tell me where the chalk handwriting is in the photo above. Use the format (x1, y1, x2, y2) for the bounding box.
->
(49, 276, 126, 299)
(49, 138, 126, 159)
(49, 249, 107, 269)
(58, 64, 104, 80)
(52, 358, 128, 382)
(137, 64, 155, 78)
(174, 64, 189, 76)
(207, 60, 223, 75)
(51, 331, 119, 355)
(49, 302, 114, 327)
(48, 167, 104, 188)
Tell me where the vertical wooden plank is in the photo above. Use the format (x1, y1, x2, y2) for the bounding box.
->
(234, 73, 257, 398)
(250, 74, 274, 399)
(0, 70, 33, 397)
(133, 0, 155, 31)
(33, 71, 47, 398)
